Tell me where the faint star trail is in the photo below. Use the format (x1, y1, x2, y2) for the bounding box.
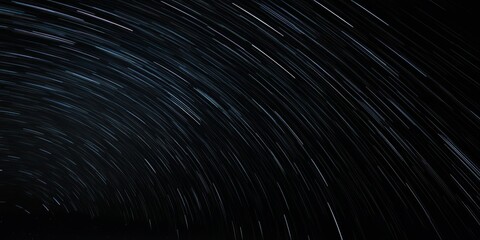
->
(1, 0, 479, 239)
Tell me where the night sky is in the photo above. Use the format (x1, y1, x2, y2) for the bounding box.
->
(1, 0, 479, 239)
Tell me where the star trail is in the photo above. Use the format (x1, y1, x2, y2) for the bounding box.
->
(1, 0, 479, 239)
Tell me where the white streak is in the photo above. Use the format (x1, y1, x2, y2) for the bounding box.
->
(314, 1, 353, 28)
(328, 202, 344, 240)
(233, 3, 284, 36)
(351, 1, 389, 26)
(252, 44, 296, 79)
(77, 10, 133, 31)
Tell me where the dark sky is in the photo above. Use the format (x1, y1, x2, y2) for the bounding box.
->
(1, 1, 479, 239)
